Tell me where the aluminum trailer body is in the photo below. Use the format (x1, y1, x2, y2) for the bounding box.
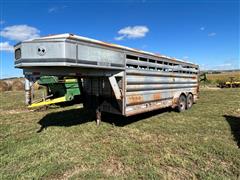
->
(14, 33, 199, 118)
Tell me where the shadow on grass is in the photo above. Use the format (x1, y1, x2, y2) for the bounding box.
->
(103, 107, 172, 126)
(224, 115, 240, 148)
(37, 108, 95, 133)
(37, 107, 172, 132)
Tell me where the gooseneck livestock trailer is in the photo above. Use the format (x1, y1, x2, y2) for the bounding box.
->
(14, 33, 199, 125)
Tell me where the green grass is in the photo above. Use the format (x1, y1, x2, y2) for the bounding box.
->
(1, 89, 240, 179)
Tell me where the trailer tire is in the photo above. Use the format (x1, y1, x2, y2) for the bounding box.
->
(177, 94, 187, 112)
(186, 93, 193, 109)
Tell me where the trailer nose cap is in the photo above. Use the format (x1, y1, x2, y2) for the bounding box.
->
(37, 46, 46, 56)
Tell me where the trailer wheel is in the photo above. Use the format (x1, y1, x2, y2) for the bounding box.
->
(177, 95, 187, 112)
(186, 94, 193, 109)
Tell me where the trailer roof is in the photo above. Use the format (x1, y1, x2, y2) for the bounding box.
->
(24, 33, 197, 67)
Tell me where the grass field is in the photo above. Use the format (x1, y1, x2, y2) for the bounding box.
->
(205, 71, 240, 84)
(1, 88, 240, 179)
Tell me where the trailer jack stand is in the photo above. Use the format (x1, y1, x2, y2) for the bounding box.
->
(96, 109, 101, 126)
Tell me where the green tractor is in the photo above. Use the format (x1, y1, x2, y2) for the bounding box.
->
(29, 76, 81, 108)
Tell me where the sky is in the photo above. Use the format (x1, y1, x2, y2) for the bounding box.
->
(0, 0, 239, 78)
